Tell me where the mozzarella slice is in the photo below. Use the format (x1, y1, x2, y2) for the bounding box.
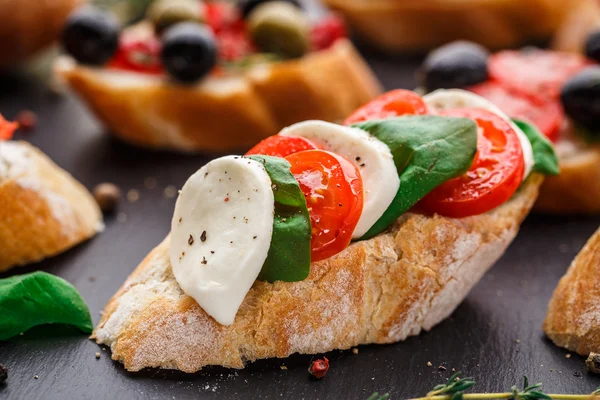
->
(170, 156, 275, 326)
(424, 89, 534, 179)
(280, 120, 399, 239)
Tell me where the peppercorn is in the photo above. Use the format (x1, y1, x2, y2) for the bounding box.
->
(586, 352, 600, 374)
(308, 357, 329, 379)
(93, 183, 121, 214)
(0, 363, 8, 383)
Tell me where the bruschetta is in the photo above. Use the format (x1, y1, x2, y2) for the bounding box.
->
(322, 0, 585, 53)
(544, 227, 600, 356)
(419, 40, 600, 214)
(0, 123, 102, 272)
(93, 89, 556, 372)
(54, 2, 381, 153)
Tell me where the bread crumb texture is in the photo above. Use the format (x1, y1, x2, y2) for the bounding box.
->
(94, 175, 542, 372)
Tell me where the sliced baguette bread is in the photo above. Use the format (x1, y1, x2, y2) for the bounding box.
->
(93, 174, 542, 372)
(544, 226, 600, 355)
(55, 39, 382, 153)
(536, 133, 600, 214)
(0, 141, 103, 272)
(323, 0, 581, 53)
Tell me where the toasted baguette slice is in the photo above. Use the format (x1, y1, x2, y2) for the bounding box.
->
(55, 39, 382, 153)
(535, 133, 600, 214)
(93, 175, 543, 372)
(0, 141, 103, 272)
(544, 226, 600, 355)
(323, 0, 581, 53)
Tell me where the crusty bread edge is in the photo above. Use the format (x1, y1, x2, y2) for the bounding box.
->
(544, 227, 600, 355)
(0, 141, 103, 272)
(535, 145, 600, 214)
(323, 0, 576, 52)
(92, 175, 542, 373)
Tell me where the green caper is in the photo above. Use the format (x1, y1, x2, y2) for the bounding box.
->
(147, 0, 205, 34)
(248, 1, 310, 59)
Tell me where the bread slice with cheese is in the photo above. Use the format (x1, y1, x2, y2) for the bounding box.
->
(54, 39, 381, 153)
(323, 0, 585, 53)
(0, 141, 103, 272)
(544, 226, 600, 355)
(93, 174, 542, 372)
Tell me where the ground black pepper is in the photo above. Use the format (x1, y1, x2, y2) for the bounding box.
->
(200, 231, 207, 242)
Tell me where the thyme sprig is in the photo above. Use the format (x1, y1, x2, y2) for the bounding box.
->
(367, 392, 390, 400)
(409, 373, 600, 400)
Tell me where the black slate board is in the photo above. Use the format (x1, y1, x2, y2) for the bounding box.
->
(1, 44, 600, 400)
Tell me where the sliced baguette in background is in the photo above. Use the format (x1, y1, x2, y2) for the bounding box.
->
(93, 175, 543, 372)
(56, 39, 382, 153)
(0, 141, 103, 272)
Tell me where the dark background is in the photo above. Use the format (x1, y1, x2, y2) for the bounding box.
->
(1, 25, 600, 400)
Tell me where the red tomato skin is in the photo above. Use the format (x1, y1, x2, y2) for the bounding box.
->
(343, 89, 428, 125)
(285, 150, 363, 262)
(0, 115, 18, 140)
(311, 15, 347, 51)
(420, 108, 525, 218)
(488, 50, 590, 100)
(469, 81, 564, 142)
(245, 135, 320, 158)
(108, 34, 164, 74)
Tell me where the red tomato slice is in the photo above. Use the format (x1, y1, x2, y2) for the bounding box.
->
(285, 150, 363, 262)
(245, 135, 320, 158)
(420, 108, 525, 218)
(343, 89, 428, 125)
(0, 115, 18, 140)
(469, 81, 564, 142)
(488, 49, 590, 100)
(108, 34, 164, 74)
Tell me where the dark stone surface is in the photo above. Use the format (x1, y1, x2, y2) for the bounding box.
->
(0, 45, 599, 400)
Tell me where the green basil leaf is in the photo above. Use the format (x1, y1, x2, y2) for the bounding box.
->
(353, 116, 478, 239)
(513, 119, 560, 176)
(249, 155, 311, 283)
(0, 272, 93, 340)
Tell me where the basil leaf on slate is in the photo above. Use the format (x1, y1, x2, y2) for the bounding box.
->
(353, 115, 478, 239)
(513, 119, 560, 176)
(249, 155, 311, 283)
(0, 271, 93, 340)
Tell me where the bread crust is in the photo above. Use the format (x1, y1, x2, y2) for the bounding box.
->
(0, 141, 102, 272)
(544, 227, 600, 356)
(535, 138, 600, 214)
(93, 175, 542, 372)
(55, 39, 382, 153)
(322, 0, 581, 52)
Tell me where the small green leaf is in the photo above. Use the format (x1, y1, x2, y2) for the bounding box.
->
(513, 119, 560, 176)
(354, 116, 478, 239)
(249, 156, 311, 283)
(0, 272, 93, 340)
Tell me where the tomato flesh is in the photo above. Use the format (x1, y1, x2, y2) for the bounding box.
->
(469, 81, 563, 142)
(420, 108, 525, 218)
(245, 135, 320, 158)
(343, 89, 428, 125)
(285, 150, 363, 262)
(108, 34, 164, 74)
(488, 50, 590, 100)
(0, 115, 18, 140)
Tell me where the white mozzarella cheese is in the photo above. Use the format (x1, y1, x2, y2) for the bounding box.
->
(424, 89, 534, 179)
(170, 156, 275, 326)
(280, 120, 399, 239)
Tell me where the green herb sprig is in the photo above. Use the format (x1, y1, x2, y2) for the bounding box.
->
(367, 392, 390, 400)
(409, 373, 600, 400)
